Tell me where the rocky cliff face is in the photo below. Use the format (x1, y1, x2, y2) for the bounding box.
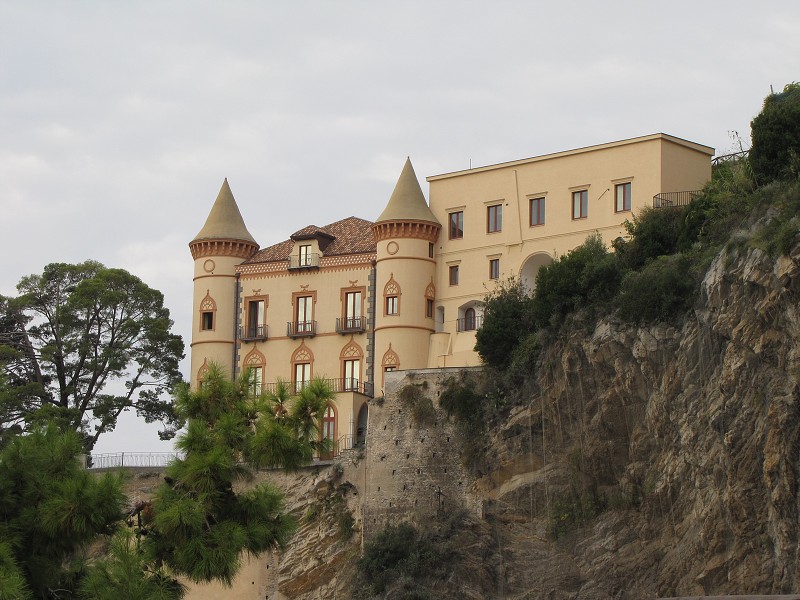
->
(475, 243, 800, 598)
(176, 243, 800, 599)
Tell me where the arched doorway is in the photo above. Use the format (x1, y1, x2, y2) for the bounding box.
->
(356, 403, 368, 447)
(320, 404, 336, 460)
(520, 252, 554, 293)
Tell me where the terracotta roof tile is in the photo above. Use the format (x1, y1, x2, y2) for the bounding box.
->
(243, 216, 376, 264)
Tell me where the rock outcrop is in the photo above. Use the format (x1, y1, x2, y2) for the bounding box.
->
(469, 243, 800, 598)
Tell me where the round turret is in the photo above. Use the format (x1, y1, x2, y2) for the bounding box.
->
(372, 159, 441, 391)
(189, 179, 258, 387)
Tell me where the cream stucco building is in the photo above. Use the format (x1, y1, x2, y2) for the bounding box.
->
(189, 133, 713, 451)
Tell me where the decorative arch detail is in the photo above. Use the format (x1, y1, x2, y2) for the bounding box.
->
(197, 358, 210, 387)
(425, 279, 435, 299)
(291, 342, 314, 364)
(243, 347, 266, 367)
(383, 275, 400, 296)
(200, 291, 217, 311)
(340, 339, 363, 359)
(382, 343, 400, 368)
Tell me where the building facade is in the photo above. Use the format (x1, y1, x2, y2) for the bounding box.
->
(189, 133, 714, 450)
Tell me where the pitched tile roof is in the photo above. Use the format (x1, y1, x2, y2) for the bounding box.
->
(244, 216, 376, 264)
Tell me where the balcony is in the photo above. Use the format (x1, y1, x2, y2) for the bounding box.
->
(240, 324, 268, 341)
(287, 320, 317, 338)
(336, 316, 366, 334)
(287, 253, 321, 270)
(653, 190, 702, 209)
(456, 314, 483, 332)
(281, 378, 373, 397)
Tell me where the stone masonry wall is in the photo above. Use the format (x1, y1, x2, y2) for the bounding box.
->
(361, 367, 481, 540)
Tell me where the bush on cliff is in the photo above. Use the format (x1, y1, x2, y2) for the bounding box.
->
(750, 82, 800, 184)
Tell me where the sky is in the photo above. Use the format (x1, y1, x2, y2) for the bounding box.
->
(1, 1, 798, 454)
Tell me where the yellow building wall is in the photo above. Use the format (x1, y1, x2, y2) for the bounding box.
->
(426, 134, 713, 367)
(374, 236, 437, 392)
(190, 254, 245, 383)
(237, 257, 373, 442)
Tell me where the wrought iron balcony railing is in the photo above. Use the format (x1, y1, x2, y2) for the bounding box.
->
(287, 253, 321, 269)
(653, 190, 702, 209)
(258, 377, 373, 398)
(456, 314, 483, 332)
(287, 320, 317, 338)
(240, 324, 268, 341)
(336, 316, 366, 334)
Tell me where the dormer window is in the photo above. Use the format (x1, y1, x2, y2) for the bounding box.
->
(299, 244, 311, 267)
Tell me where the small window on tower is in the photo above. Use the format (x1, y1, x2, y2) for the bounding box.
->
(201, 311, 214, 330)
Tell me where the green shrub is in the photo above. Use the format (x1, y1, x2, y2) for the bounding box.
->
(614, 206, 684, 270)
(337, 510, 355, 540)
(355, 523, 441, 596)
(615, 254, 697, 323)
(750, 82, 800, 184)
(532, 234, 621, 327)
(438, 376, 489, 474)
(474, 276, 534, 371)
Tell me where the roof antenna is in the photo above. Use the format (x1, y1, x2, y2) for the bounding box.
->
(469, 158, 472, 169)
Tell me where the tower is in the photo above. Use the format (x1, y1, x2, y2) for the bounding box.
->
(371, 159, 441, 391)
(189, 179, 258, 388)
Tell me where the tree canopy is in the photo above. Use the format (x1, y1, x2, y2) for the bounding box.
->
(0, 261, 184, 450)
(0, 364, 337, 598)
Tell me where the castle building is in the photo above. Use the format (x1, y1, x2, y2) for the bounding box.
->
(189, 133, 713, 451)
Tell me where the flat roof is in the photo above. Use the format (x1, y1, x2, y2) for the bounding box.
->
(426, 133, 715, 182)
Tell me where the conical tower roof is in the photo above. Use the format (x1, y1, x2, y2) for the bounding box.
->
(376, 158, 439, 224)
(192, 179, 257, 243)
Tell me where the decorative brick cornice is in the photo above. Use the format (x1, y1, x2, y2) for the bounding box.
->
(372, 220, 441, 243)
(236, 253, 376, 276)
(189, 238, 259, 260)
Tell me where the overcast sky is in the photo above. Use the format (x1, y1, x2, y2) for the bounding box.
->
(1, 1, 798, 454)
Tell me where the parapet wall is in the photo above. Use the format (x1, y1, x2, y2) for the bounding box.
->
(361, 367, 481, 540)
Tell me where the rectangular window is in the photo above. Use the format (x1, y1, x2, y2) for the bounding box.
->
(426, 298, 434, 318)
(386, 296, 398, 315)
(448, 211, 464, 239)
(428, 242, 434, 258)
(572, 190, 588, 220)
(615, 182, 631, 212)
(489, 258, 500, 280)
(344, 291, 362, 329)
(449, 265, 459, 286)
(248, 366, 263, 395)
(299, 244, 311, 266)
(530, 197, 545, 226)
(294, 362, 311, 393)
(246, 299, 266, 338)
(296, 295, 312, 333)
(201, 311, 214, 330)
(487, 204, 502, 233)
(343, 359, 360, 391)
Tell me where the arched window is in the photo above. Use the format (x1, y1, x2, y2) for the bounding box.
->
(464, 307, 476, 331)
(320, 404, 337, 460)
(381, 344, 400, 389)
(199, 291, 217, 331)
(424, 280, 435, 319)
(291, 343, 314, 394)
(243, 348, 266, 395)
(340, 340, 363, 392)
(197, 359, 210, 389)
(383, 275, 401, 316)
